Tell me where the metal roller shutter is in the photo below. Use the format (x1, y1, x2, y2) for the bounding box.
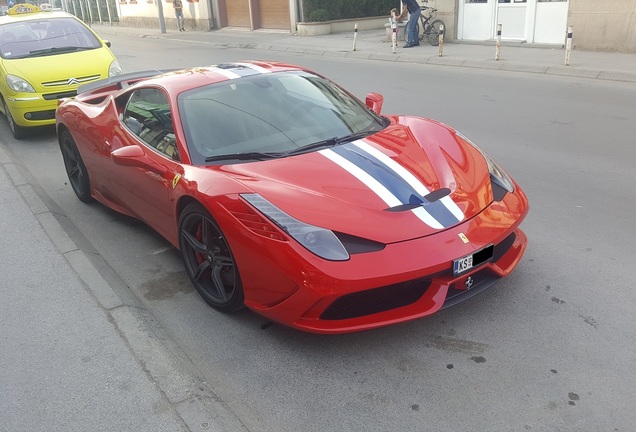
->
(257, 0, 290, 30)
(225, 0, 250, 28)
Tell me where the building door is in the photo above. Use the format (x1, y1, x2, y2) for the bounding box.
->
(257, 0, 289, 30)
(225, 0, 250, 28)
(222, 0, 290, 31)
(459, 0, 568, 43)
(459, 0, 494, 41)
(533, 0, 568, 44)
(496, 0, 527, 40)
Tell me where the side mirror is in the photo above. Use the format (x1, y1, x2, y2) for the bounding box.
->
(104, 40, 111, 48)
(365, 92, 384, 115)
(111, 145, 168, 175)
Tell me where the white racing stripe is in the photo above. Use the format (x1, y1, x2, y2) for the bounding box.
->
(353, 140, 465, 222)
(322, 146, 443, 228)
(321, 141, 465, 230)
(233, 62, 272, 74)
(412, 207, 444, 229)
(320, 149, 402, 207)
(212, 68, 241, 79)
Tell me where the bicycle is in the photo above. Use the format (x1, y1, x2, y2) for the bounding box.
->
(417, 6, 445, 46)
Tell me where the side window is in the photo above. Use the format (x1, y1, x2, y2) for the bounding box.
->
(122, 88, 179, 161)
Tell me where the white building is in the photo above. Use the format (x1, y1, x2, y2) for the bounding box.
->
(66, 0, 636, 52)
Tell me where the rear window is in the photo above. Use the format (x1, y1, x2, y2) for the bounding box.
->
(0, 17, 101, 59)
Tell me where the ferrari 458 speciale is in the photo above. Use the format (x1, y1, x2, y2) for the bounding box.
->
(56, 62, 528, 334)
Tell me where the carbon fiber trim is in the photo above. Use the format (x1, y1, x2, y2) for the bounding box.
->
(320, 278, 431, 320)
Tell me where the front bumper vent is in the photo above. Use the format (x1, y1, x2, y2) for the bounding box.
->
(320, 278, 431, 320)
(43, 90, 77, 101)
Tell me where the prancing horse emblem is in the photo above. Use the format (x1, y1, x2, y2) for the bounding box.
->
(465, 276, 474, 290)
(67, 78, 80, 85)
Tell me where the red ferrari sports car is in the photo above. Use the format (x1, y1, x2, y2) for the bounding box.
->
(56, 62, 528, 334)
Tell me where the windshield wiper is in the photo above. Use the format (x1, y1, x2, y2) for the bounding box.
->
(204, 152, 283, 163)
(283, 130, 377, 157)
(282, 137, 338, 156)
(204, 131, 379, 162)
(338, 130, 379, 144)
(29, 46, 91, 56)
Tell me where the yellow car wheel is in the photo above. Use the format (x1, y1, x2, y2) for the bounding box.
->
(2, 97, 26, 140)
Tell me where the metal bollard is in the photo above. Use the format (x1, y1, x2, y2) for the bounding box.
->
(352, 23, 358, 52)
(564, 26, 573, 66)
(391, 19, 397, 54)
(438, 24, 444, 57)
(495, 24, 502, 61)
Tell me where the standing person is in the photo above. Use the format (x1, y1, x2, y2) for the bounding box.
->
(174, 0, 185, 32)
(396, 0, 421, 48)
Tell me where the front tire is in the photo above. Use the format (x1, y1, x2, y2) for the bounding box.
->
(59, 129, 92, 203)
(2, 97, 27, 140)
(179, 203, 244, 312)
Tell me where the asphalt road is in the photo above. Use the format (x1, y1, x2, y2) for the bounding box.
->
(4, 34, 636, 432)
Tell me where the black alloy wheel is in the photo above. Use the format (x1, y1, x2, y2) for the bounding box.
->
(59, 130, 92, 203)
(179, 203, 244, 312)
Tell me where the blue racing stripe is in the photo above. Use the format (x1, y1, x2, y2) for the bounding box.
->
(332, 143, 460, 228)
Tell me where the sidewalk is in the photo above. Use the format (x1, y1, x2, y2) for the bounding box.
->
(91, 23, 636, 83)
(0, 148, 247, 430)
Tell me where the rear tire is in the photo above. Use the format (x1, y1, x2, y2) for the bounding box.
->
(2, 97, 27, 140)
(59, 129, 92, 203)
(427, 19, 445, 46)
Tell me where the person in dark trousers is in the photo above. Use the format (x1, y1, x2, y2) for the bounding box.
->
(174, 0, 185, 31)
(396, 0, 421, 48)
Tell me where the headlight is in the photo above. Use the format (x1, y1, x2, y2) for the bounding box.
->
(456, 132, 514, 193)
(6, 75, 35, 93)
(109, 60, 123, 77)
(241, 193, 349, 261)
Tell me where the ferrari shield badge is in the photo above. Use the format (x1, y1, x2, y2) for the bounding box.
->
(172, 173, 181, 189)
(458, 233, 469, 244)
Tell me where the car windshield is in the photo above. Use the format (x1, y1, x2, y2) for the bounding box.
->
(178, 70, 387, 164)
(0, 17, 101, 59)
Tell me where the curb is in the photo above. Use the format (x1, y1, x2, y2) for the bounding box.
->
(0, 144, 248, 432)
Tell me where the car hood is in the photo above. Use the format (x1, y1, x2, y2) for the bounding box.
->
(221, 117, 494, 244)
(3, 48, 114, 91)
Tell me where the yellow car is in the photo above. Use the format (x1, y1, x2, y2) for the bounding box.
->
(0, 4, 121, 139)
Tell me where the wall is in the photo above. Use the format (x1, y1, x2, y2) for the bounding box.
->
(568, 0, 636, 52)
(423, 0, 455, 41)
(114, 0, 459, 38)
(118, 0, 214, 31)
(297, 16, 388, 35)
(294, 1, 456, 38)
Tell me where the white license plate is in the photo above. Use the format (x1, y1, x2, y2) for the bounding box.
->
(453, 254, 474, 276)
